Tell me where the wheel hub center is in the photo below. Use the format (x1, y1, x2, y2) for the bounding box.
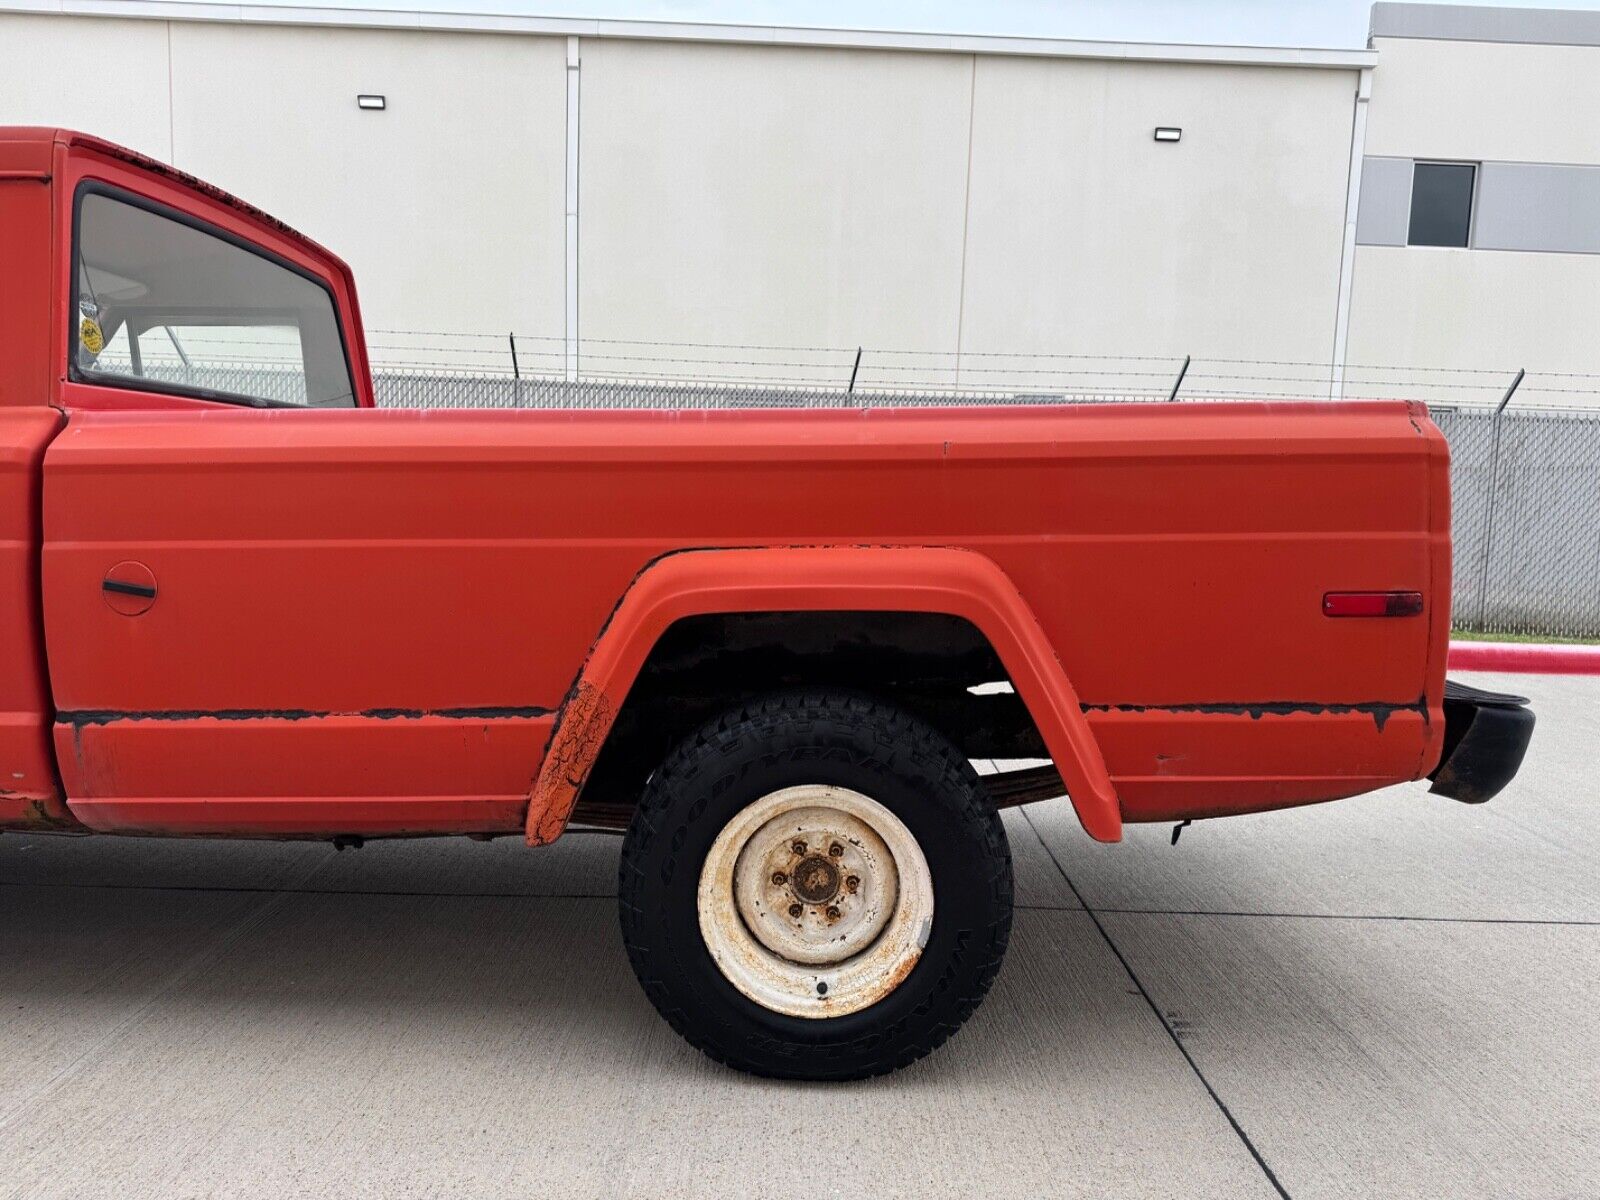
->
(791, 855, 841, 904)
(726, 801, 904, 971)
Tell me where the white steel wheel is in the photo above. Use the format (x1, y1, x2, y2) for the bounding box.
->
(697, 784, 935, 1019)
(621, 690, 1013, 1079)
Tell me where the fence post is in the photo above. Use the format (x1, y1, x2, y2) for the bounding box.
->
(508, 332, 523, 407)
(1474, 368, 1524, 629)
(847, 347, 863, 395)
(1167, 355, 1191, 402)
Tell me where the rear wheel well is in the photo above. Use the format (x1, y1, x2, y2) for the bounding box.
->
(570, 611, 1055, 829)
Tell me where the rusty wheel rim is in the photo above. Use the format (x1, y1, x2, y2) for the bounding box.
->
(697, 785, 934, 1019)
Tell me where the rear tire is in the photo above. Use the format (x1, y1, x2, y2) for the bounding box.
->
(618, 690, 1013, 1080)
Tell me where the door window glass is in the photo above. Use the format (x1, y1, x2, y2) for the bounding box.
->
(73, 189, 355, 407)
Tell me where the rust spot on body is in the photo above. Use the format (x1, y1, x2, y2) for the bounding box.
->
(529, 681, 616, 845)
(0, 790, 82, 832)
(1082, 697, 1425, 732)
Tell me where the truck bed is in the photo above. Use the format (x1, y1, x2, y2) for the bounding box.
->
(16, 398, 1451, 836)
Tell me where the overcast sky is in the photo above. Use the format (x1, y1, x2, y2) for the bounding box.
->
(230, 0, 1596, 48)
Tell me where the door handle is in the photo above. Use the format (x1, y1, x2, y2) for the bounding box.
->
(102, 562, 159, 616)
(103, 579, 156, 599)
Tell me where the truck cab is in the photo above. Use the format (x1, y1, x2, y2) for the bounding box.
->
(2, 127, 374, 414)
(2, 127, 377, 834)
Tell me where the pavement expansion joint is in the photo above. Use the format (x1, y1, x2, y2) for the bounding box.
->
(1019, 807, 1294, 1200)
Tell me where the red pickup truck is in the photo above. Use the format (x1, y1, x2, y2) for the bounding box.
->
(0, 128, 1533, 1079)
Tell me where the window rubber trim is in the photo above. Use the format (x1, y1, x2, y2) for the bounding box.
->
(67, 178, 358, 410)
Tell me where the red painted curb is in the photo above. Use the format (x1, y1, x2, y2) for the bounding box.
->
(1449, 641, 1600, 674)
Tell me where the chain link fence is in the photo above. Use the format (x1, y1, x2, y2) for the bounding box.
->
(373, 369, 1157, 410)
(1432, 407, 1600, 639)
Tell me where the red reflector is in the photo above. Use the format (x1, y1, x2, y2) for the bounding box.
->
(1323, 591, 1425, 617)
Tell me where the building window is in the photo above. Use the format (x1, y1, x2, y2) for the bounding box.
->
(1408, 162, 1476, 248)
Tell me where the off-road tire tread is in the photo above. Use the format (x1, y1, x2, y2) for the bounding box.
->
(618, 689, 1012, 1081)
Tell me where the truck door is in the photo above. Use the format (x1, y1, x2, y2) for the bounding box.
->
(40, 145, 545, 837)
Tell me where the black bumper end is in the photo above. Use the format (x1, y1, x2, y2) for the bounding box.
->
(1428, 680, 1535, 805)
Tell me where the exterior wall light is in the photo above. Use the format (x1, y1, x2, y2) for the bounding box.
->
(1154, 127, 1181, 143)
(357, 94, 387, 111)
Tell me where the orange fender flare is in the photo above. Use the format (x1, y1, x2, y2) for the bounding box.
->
(525, 547, 1122, 845)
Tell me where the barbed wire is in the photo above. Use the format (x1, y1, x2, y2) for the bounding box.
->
(364, 326, 1600, 381)
(134, 348, 1600, 394)
(120, 361, 1600, 398)
(114, 324, 1600, 407)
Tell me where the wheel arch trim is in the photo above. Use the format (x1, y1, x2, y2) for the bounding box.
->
(523, 546, 1122, 845)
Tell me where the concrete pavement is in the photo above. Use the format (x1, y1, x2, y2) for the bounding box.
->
(0, 671, 1594, 1198)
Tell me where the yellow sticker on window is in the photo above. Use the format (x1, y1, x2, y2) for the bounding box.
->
(80, 315, 104, 356)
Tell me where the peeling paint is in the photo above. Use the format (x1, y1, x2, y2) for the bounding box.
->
(528, 680, 615, 845)
(19, 798, 76, 829)
(62, 707, 324, 726)
(433, 705, 551, 720)
(0, 791, 81, 831)
(1081, 697, 1427, 733)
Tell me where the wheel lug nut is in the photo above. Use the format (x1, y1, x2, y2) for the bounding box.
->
(826, 905, 841, 919)
(771, 871, 787, 885)
(788, 903, 803, 918)
(828, 843, 843, 858)
(846, 875, 860, 893)
(791, 840, 807, 855)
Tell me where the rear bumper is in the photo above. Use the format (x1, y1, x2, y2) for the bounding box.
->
(1428, 680, 1535, 804)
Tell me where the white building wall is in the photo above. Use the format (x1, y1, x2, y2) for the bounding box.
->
(0, 6, 1369, 393)
(1350, 248, 1600, 383)
(959, 57, 1356, 384)
(1363, 34, 1600, 164)
(577, 39, 975, 381)
(0, 13, 173, 159)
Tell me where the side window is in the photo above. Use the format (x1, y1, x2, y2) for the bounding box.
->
(1408, 162, 1476, 249)
(72, 188, 355, 408)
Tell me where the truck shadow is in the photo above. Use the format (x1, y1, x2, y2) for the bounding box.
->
(0, 827, 1343, 1092)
